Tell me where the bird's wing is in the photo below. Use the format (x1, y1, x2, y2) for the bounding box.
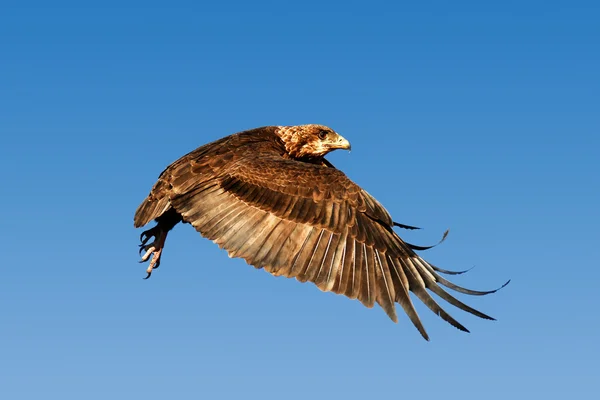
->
(167, 153, 504, 340)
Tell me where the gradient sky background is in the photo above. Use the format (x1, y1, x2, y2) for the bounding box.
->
(1, 1, 599, 399)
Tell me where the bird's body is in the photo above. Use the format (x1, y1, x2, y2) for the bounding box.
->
(135, 124, 506, 340)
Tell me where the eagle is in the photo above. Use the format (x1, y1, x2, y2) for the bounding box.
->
(134, 124, 507, 340)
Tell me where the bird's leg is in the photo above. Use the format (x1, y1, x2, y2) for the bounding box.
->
(139, 225, 168, 279)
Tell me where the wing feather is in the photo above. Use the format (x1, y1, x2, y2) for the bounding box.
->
(374, 251, 398, 322)
(314, 231, 336, 287)
(359, 243, 375, 308)
(388, 255, 429, 340)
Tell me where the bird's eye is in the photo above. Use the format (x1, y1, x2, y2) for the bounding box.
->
(318, 130, 328, 140)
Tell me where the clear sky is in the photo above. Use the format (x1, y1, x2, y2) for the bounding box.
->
(1, 1, 598, 399)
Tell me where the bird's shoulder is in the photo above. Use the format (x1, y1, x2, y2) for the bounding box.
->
(162, 126, 282, 174)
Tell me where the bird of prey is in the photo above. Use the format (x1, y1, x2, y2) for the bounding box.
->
(134, 124, 507, 340)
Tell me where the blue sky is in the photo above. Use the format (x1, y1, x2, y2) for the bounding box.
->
(1, 1, 598, 399)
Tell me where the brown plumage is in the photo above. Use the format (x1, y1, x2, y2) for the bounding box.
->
(134, 124, 507, 340)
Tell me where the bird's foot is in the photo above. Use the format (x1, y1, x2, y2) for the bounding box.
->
(139, 226, 167, 279)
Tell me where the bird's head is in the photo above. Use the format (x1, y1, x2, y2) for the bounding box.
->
(275, 124, 351, 160)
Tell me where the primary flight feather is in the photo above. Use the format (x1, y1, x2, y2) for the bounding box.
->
(134, 124, 507, 340)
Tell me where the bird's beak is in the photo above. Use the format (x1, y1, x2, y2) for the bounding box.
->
(332, 134, 351, 151)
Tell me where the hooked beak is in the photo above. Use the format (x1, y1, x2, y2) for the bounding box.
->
(331, 134, 351, 151)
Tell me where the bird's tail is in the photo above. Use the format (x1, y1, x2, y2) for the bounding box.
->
(134, 196, 171, 228)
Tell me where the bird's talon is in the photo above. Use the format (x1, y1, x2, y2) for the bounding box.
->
(138, 241, 154, 256)
(139, 227, 158, 245)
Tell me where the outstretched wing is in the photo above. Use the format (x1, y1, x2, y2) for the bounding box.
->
(156, 145, 504, 340)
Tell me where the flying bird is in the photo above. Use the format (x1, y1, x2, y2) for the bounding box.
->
(134, 124, 507, 340)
